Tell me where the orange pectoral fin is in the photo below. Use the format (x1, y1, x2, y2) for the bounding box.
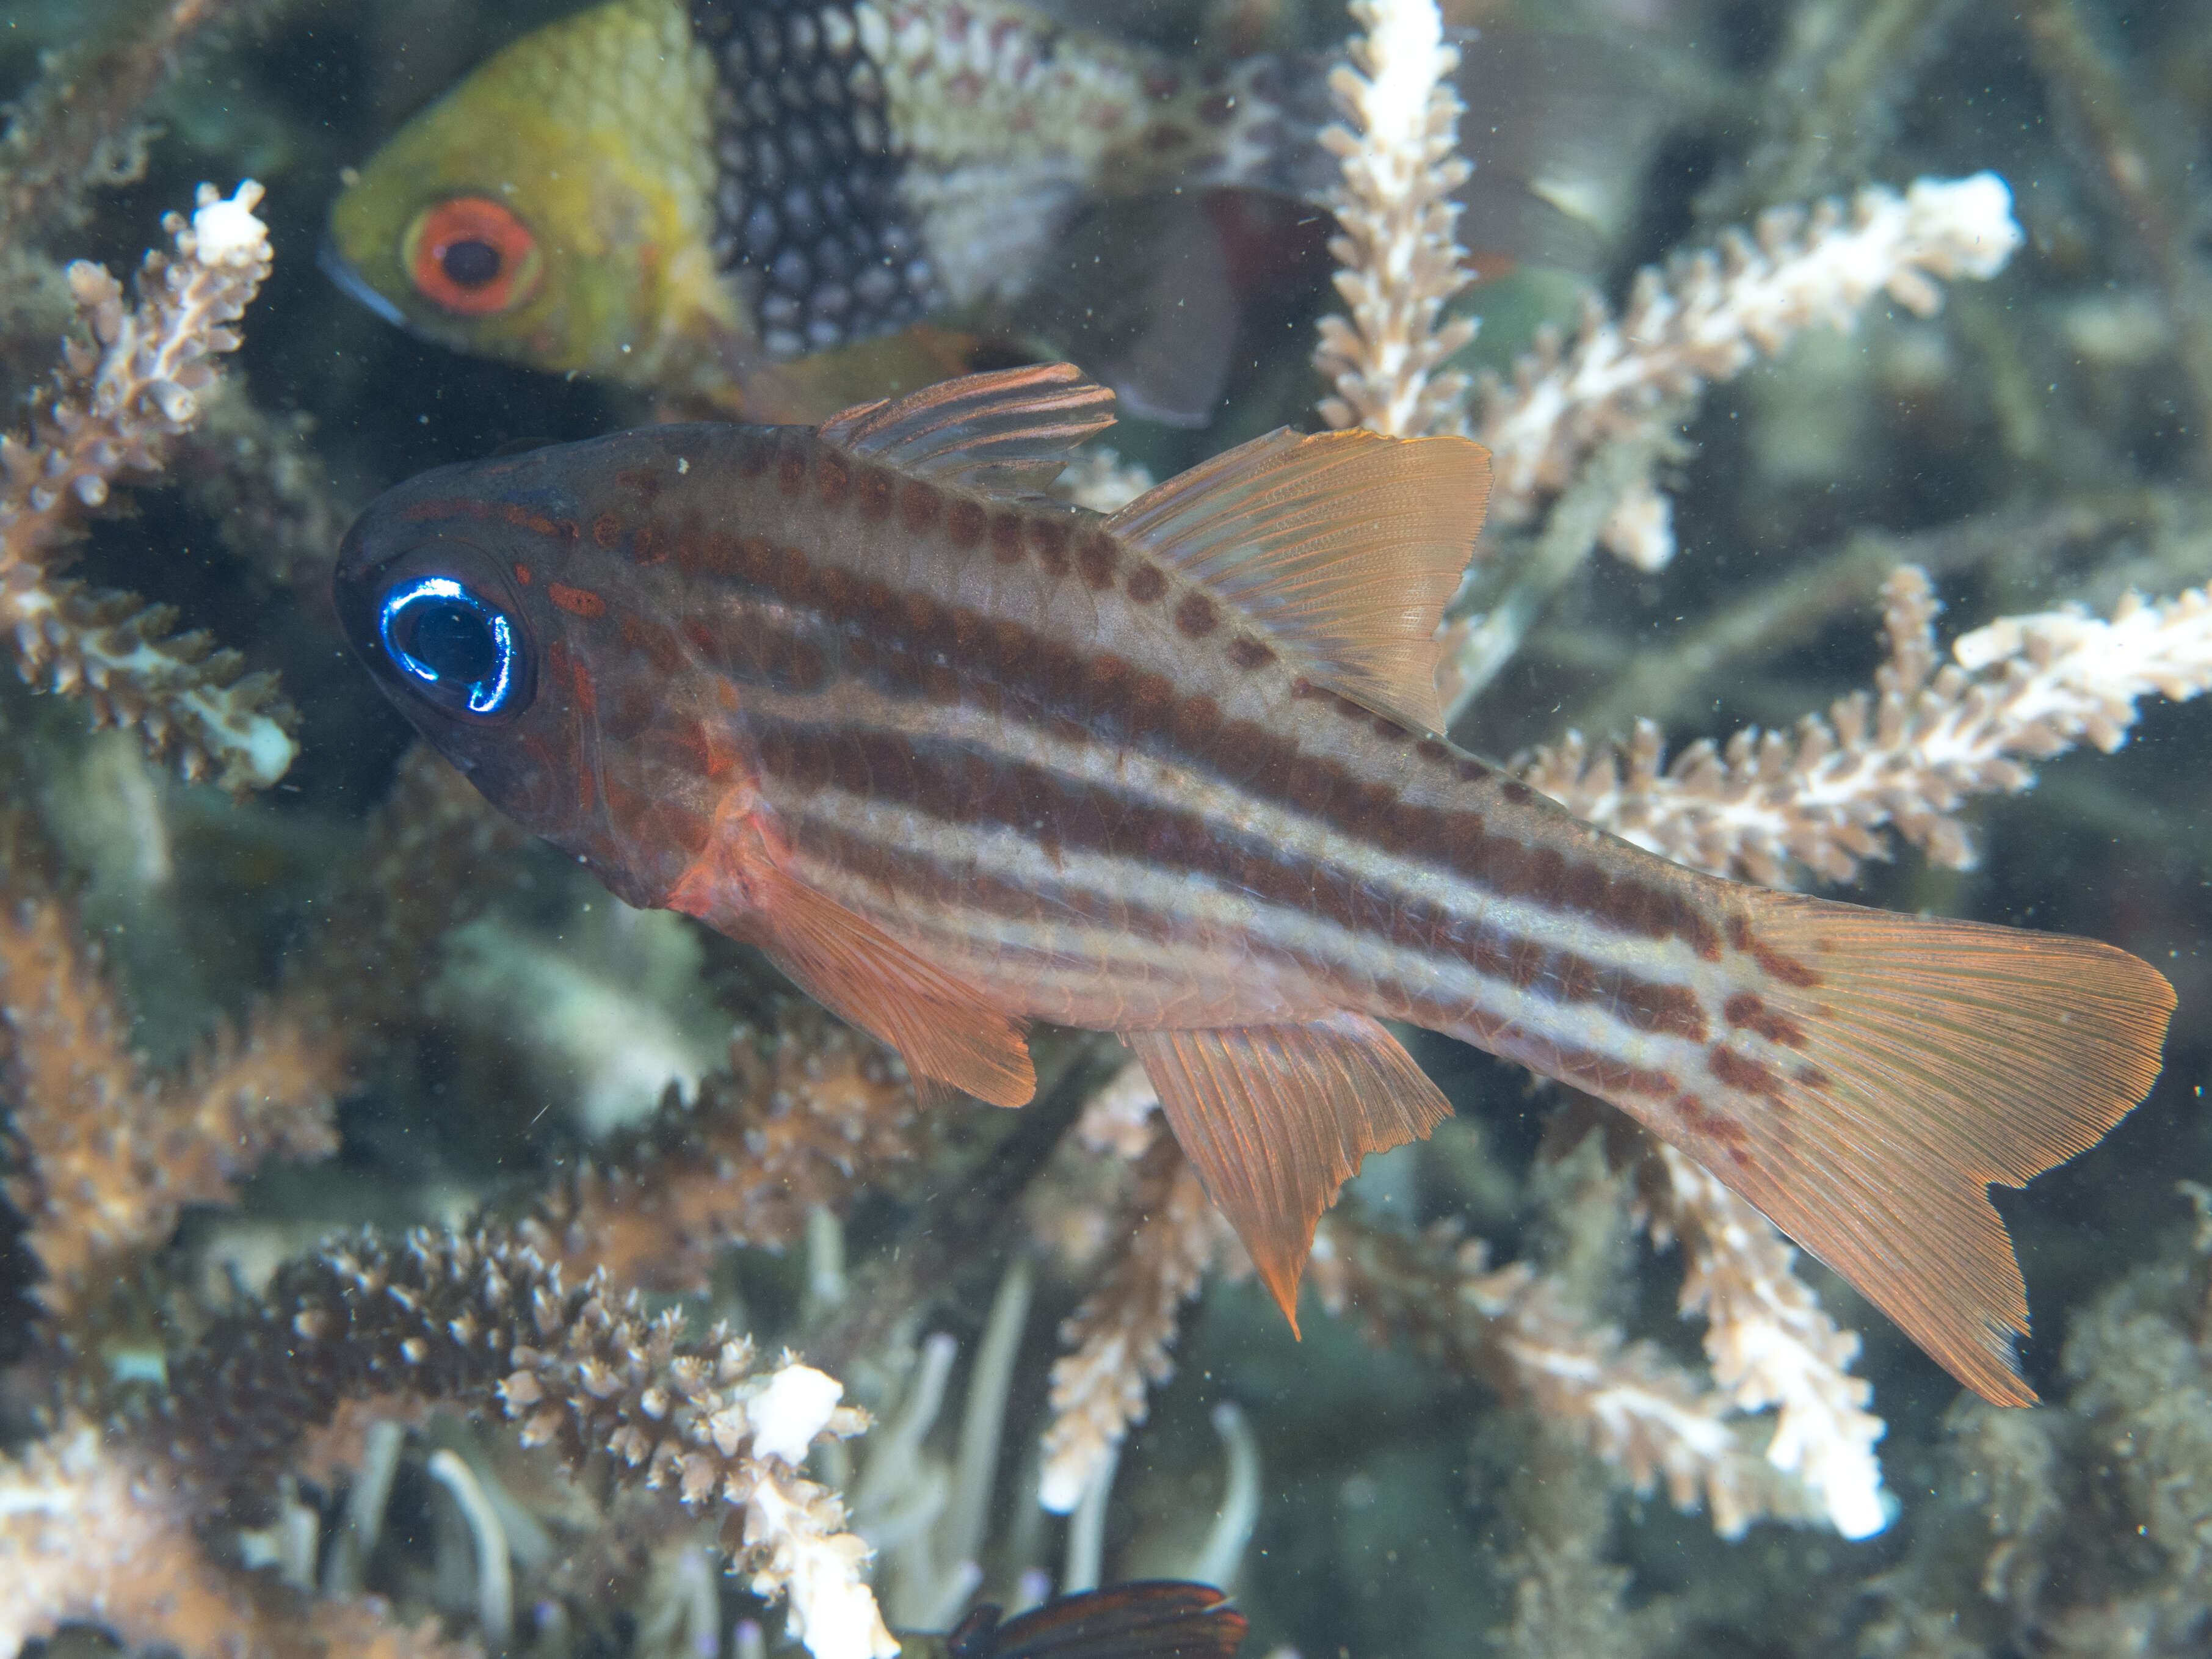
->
(1129, 1014, 1453, 1334)
(763, 870, 1036, 1109)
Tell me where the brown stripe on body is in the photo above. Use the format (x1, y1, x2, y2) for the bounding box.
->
(740, 709, 1711, 1045)
(594, 437, 1725, 959)
(523, 427, 1811, 1133)
(778, 802, 1703, 1116)
(499, 425, 1815, 1189)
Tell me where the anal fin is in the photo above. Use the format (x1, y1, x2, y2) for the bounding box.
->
(1128, 1014, 1452, 1332)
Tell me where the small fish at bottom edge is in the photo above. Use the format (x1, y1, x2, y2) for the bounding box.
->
(333, 363, 2177, 1413)
(911, 1581, 1244, 1659)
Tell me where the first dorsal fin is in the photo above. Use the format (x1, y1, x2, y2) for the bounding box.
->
(1128, 1014, 1452, 1332)
(816, 362, 1118, 498)
(1105, 428, 1490, 733)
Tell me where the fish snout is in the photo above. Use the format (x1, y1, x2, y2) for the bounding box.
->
(318, 234, 411, 330)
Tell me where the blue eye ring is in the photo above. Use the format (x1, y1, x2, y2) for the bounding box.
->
(377, 574, 521, 717)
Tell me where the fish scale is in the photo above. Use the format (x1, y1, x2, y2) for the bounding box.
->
(335, 365, 2175, 1412)
(694, 0, 938, 355)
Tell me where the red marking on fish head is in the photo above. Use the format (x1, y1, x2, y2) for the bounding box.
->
(548, 581, 607, 618)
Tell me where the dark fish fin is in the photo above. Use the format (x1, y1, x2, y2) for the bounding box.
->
(1451, 23, 1679, 275)
(1017, 194, 1238, 428)
(1641, 888, 2171, 1404)
(1128, 1014, 1451, 1330)
(817, 362, 1117, 497)
(756, 870, 1035, 1109)
(731, 325, 987, 424)
(950, 1582, 1246, 1659)
(1105, 428, 1490, 731)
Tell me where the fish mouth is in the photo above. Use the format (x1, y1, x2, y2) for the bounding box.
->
(318, 235, 413, 330)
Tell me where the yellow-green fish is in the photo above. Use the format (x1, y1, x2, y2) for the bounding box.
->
(324, 0, 1322, 422)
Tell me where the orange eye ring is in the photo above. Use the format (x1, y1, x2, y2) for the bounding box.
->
(403, 196, 542, 316)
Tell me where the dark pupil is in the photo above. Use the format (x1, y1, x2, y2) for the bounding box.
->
(440, 239, 501, 288)
(404, 600, 496, 685)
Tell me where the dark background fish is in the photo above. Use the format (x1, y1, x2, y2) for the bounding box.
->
(321, 0, 1679, 426)
(322, 0, 1350, 424)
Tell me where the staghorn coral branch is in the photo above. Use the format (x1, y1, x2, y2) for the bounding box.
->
(1310, 0, 1475, 438)
(1309, 1213, 1808, 1539)
(170, 1227, 895, 1659)
(280, 742, 527, 1061)
(1474, 1268, 1807, 1542)
(0, 0, 257, 247)
(0, 1420, 264, 1658)
(518, 1003, 933, 1293)
(0, 847, 342, 1315)
(1644, 1143, 1887, 1540)
(1516, 566, 2212, 885)
(1473, 173, 2023, 573)
(0, 1418, 480, 1659)
(1563, 493, 2156, 741)
(173, 380, 357, 598)
(1053, 446, 1154, 515)
(1037, 1134, 1237, 1512)
(0, 181, 295, 791)
(2018, 0, 2212, 476)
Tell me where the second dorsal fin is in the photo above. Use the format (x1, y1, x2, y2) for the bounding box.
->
(1106, 428, 1490, 733)
(816, 362, 1119, 498)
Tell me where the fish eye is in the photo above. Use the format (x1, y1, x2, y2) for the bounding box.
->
(404, 196, 541, 316)
(377, 574, 531, 717)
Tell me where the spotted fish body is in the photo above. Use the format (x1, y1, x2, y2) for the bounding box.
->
(335, 366, 2174, 1409)
(325, 0, 1308, 415)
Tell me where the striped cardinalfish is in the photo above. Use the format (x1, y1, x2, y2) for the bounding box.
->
(333, 365, 2174, 1406)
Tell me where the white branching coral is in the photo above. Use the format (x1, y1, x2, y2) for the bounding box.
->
(501, 1314, 895, 1659)
(1310, 0, 1474, 438)
(1647, 1144, 1888, 1540)
(1473, 173, 2023, 571)
(0, 180, 295, 791)
(1054, 447, 1155, 515)
(1518, 566, 2212, 885)
(0, 1421, 260, 1657)
(1039, 1138, 1239, 1512)
(0, 1420, 476, 1659)
(1472, 1265, 1800, 1541)
(1309, 1215, 1814, 1539)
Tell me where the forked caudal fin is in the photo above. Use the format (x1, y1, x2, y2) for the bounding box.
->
(1678, 888, 2173, 1405)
